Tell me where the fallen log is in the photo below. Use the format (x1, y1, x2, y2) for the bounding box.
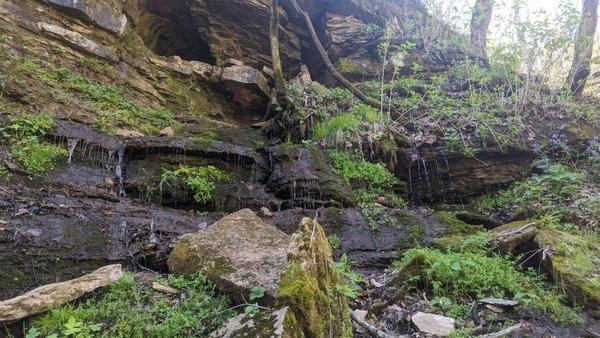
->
(0, 264, 123, 323)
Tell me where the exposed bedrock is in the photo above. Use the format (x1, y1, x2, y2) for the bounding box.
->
(397, 145, 535, 204)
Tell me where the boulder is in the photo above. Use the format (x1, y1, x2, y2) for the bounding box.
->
(167, 209, 290, 304)
(209, 307, 304, 338)
(0, 265, 123, 323)
(493, 220, 537, 254)
(44, 0, 127, 36)
(221, 64, 271, 114)
(37, 22, 119, 62)
(411, 312, 455, 337)
(277, 217, 353, 338)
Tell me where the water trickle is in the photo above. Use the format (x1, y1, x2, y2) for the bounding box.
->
(421, 159, 433, 202)
(149, 219, 157, 244)
(67, 139, 79, 165)
(115, 148, 126, 198)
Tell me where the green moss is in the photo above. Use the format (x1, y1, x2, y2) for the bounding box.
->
(436, 211, 483, 235)
(535, 229, 600, 307)
(0, 164, 10, 181)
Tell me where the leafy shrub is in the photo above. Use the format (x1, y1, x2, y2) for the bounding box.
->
(27, 272, 234, 337)
(160, 165, 229, 204)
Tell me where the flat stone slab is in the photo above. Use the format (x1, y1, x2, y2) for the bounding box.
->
(480, 297, 519, 308)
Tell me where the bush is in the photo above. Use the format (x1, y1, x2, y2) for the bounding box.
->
(11, 137, 67, 173)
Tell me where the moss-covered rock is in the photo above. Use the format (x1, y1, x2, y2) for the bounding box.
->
(167, 209, 291, 304)
(534, 229, 600, 309)
(277, 217, 353, 338)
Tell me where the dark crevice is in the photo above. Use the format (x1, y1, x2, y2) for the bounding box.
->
(137, 0, 214, 63)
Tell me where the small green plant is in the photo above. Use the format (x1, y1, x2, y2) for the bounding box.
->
(244, 286, 266, 314)
(160, 165, 229, 204)
(333, 254, 364, 299)
(327, 234, 341, 249)
(0, 164, 10, 181)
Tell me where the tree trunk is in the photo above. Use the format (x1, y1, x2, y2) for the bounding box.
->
(288, 0, 383, 110)
(269, 0, 286, 105)
(568, 0, 599, 97)
(470, 0, 494, 61)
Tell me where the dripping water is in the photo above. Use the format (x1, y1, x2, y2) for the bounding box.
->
(67, 138, 79, 165)
(115, 148, 125, 198)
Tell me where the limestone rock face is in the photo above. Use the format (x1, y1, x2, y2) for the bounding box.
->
(0, 265, 123, 323)
(277, 217, 353, 338)
(37, 22, 120, 62)
(44, 0, 127, 36)
(210, 307, 304, 338)
(167, 209, 291, 304)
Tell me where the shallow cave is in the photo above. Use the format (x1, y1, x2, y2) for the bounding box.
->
(137, 0, 214, 63)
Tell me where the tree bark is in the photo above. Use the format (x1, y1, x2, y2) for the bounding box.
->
(288, 0, 383, 110)
(470, 0, 494, 61)
(269, 0, 286, 105)
(568, 0, 599, 97)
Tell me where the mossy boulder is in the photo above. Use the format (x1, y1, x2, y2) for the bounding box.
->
(276, 217, 353, 338)
(167, 209, 291, 304)
(534, 229, 600, 309)
(209, 307, 305, 338)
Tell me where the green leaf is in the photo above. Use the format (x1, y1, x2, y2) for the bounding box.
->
(450, 261, 462, 271)
(249, 286, 265, 301)
(25, 328, 40, 338)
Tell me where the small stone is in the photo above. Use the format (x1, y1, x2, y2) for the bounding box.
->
(152, 282, 178, 295)
(159, 127, 175, 137)
(480, 297, 519, 308)
(412, 312, 455, 337)
(485, 304, 504, 313)
(0, 219, 7, 225)
(353, 309, 368, 322)
(224, 58, 244, 67)
(15, 209, 29, 217)
(259, 207, 273, 218)
(114, 128, 144, 138)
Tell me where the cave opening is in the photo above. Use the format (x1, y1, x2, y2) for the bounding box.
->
(138, 0, 214, 63)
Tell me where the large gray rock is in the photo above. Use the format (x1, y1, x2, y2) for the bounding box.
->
(167, 209, 290, 304)
(411, 312, 455, 337)
(0, 265, 123, 323)
(221, 64, 271, 114)
(209, 307, 304, 338)
(37, 22, 119, 62)
(44, 0, 127, 36)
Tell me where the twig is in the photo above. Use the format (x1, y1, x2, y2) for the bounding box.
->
(478, 323, 524, 338)
(348, 309, 407, 338)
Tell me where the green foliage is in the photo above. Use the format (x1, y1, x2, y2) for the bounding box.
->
(160, 165, 229, 204)
(0, 164, 10, 181)
(473, 163, 597, 229)
(327, 234, 341, 249)
(11, 137, 67, 174)
(27, 272, 234, 337)
(334, 254, 364, 299)
(1, 112, 66, 174)
(16, 59, 174, 135)
(329, 150, 397, 193)
(394, 245, 582, 324)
